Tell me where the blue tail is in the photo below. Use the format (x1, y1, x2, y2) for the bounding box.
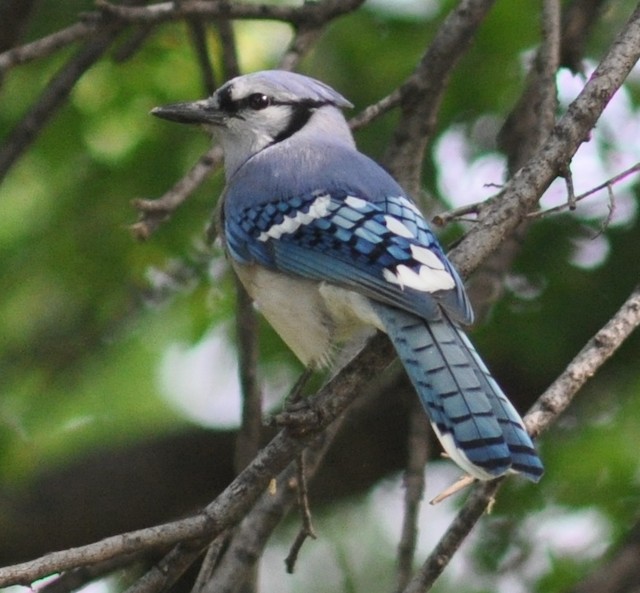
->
(371, 303, 543, 482)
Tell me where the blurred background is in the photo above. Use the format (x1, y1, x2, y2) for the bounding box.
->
(1, 1, 640, 592)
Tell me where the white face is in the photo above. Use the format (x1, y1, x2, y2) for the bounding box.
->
(217, 96, 296, 148)
(209, 80, 318, 176)
(152, 71, 355, 177)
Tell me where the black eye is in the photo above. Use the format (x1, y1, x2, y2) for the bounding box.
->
(247, 93, 270, 110)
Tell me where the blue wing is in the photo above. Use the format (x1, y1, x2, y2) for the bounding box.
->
(225, 187, 472, 325)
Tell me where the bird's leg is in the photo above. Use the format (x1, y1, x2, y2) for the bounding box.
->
(284, 366, 314, 409)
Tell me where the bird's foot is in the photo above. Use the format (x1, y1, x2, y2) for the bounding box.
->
(268, 368, 320, 435)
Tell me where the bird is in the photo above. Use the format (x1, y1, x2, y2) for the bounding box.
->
(152, 70, 543, 483)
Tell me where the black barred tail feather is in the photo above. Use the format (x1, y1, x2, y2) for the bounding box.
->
(371, 302, 544, 481)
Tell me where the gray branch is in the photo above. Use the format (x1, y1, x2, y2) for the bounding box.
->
(450, 3, 640, 277)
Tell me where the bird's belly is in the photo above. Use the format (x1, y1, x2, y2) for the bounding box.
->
(232, 263, 382, 368)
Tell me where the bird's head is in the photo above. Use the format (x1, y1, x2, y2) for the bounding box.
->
(152, 70, 354, 177)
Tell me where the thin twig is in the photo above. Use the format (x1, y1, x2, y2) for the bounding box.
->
(295, 455, 316, 540)
(596, 184, 616, 236)
(284, 530, 310, 575)
(563, 165, 577, 210)
(431, 202, 484, 227)
(529, 161, 640, 219)
(434, 154, 638, 227)
(394, 401, 430, 593)
(130, 146, 223, 240)
(285, 453, 317, 574)
(0, 21, 97, 73)
(349, 89, 402, 131)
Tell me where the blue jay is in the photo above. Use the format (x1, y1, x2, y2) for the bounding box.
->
(152, 70, 543, 483)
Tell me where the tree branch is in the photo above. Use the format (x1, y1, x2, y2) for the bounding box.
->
(203, 417, 344, 592)
(95, 0, 366, 27)
(349, 88, 402, 132)
(131, 146, 223, 240)
(0, 22, 124, 184)
(186, 16, 217, 97)
(450, 3, 640, 277)
(498, 0, 561, 173)
(383, 0, 497, 196)
(403, 478, 503, 593)
(0, 21, 96, 73)
(0, 334, 395, 588)
(526, 284, 640, 436)
(278, 25, 325, 72)
(468, 0, 561, 319)
(395, 401, 430, 593)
